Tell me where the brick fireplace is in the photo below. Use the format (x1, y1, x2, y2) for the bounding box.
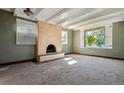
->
(36, 21, 64, 62)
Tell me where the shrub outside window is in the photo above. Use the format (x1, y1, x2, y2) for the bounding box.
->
(84, 27, 105, 48)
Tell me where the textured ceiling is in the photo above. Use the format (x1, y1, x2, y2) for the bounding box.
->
(1, 8, 124, 30)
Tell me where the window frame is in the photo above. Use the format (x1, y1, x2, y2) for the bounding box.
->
(84, 26, 106, 48)
(61, 31, 68, 45)
(16, 18, 37, 45)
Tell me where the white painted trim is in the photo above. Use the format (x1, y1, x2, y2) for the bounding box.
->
(46, 8, 72, 22)
(64, 9, 106, 26)
(70, 10, 124, 30)
(31, 8, 44, 18)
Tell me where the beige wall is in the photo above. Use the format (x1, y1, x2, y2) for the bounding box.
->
(37, 21, 62, 56)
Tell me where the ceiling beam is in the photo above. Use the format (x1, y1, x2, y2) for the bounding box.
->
(45, 8, 72, 22)
(69, 10, 124, 30)
(31, 8, 44, 18)
(64, 8, 124, 27)
(57, 8, 96, 24)
(62, 9, 107, 26)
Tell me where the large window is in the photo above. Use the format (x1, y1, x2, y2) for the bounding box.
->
(84, 27, 106, 48)
(16, 18, 37, 45)
(61, 31, 68, 44)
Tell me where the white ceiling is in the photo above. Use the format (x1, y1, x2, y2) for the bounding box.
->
(1, 8, 124, 30)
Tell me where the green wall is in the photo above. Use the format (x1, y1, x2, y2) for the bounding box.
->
(73, 21, 124, 58)
(0, 10, 73, 64)
(0, 10, 36, 64)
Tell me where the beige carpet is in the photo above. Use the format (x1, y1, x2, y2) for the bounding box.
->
(0, 54, 124, 85)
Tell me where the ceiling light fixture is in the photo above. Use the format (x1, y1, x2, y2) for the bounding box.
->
(24, 8, 33, 16)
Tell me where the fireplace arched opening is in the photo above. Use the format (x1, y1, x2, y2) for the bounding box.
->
(46, 44, 56, 53)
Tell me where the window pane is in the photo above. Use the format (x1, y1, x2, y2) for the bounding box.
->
(61, 31, 68, 44)
(105, 25, 112, 48)
(16, 18, 37, 45)
(84, 27, 105, 48)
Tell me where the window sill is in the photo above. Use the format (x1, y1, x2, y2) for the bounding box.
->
(62, 43, 68, 45)
(80, 46, 112, 49)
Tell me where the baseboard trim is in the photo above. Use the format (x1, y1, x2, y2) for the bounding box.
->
(0, 53, 123, 66)
(65, 53, 73, 55)
(0, 59, 36, 66)
(72, 52, 124, 60)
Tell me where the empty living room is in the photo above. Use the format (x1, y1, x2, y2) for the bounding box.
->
(0, 8, 124, 85)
